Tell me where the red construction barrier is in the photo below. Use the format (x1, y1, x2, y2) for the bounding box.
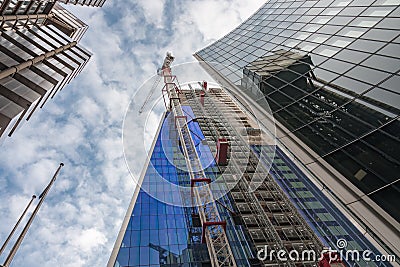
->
(200, 91, 205, 106)
(318, 252, 346, 267)
(203, 81, 207, 91)
(216, 138, 228, 165)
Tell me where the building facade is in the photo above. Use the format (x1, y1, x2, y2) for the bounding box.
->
(0, 0, 105, 139)
(195, 0, 400, 260)
(109, 75, 394, 266)
(58, 0, 106, 7)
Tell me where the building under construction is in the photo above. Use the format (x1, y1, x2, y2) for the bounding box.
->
(194, 1, 400, 262)
(107, 53, 393, 267)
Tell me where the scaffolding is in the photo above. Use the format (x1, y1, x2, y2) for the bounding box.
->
(157, 52, 324, 266)
(159, 53, 237, 267)
(182, 85, 324, 266)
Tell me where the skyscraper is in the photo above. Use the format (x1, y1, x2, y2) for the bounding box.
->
(0, 0, 105, 139)
(195, 0, 400, 261)
(108, 54, 395, 266)
(58, 0, 106, 7)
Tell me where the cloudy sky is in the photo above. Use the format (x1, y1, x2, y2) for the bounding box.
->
(0, 1, 265, 266)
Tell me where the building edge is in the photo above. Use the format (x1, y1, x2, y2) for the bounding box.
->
(107, 112, 167, 267)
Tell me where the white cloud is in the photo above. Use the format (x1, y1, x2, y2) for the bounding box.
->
(70, 228, 107, 253)
(136, 0, 166, 27)
(180, 0, 265, 42)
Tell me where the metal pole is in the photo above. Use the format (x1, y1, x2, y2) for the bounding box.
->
(0, 13, 52, 22)
(2, 163, 64, 267)
(0, 195, 36, 256)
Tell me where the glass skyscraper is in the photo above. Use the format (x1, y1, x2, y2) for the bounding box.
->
(109, 74, 395, 266)
(195, 0, 400, 261)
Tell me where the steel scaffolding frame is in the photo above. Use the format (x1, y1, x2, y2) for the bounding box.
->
(183, 85, 324, 266)
(160, 57, 237, 267)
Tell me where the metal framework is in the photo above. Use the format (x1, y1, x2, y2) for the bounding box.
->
(160, 53, 237, 267)
(157, 52, 324, 266)
(183, 86, 324, 266)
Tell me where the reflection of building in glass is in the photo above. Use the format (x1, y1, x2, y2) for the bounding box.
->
(241, 49, 313, 104)
(108, 78, 392, 266)
(194, 0, 400, 261)
(148, 243, 180, 266)
(0, 1, 105, 139)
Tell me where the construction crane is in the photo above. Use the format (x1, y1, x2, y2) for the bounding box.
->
(159, 52, 237, 267)
(138, 69, 162, 114)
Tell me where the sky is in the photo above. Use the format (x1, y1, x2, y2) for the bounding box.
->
(0, 1, 265, 266)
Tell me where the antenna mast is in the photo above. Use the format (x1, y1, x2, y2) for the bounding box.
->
(1, 163, 64, 267)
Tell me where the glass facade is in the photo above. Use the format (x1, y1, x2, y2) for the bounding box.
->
(111, 87, 394, 266)
(254, 145, 390, 267)
(195, 0, 399, 258)
(114, 112, 206, 267)
(113, 110, 254, 267)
